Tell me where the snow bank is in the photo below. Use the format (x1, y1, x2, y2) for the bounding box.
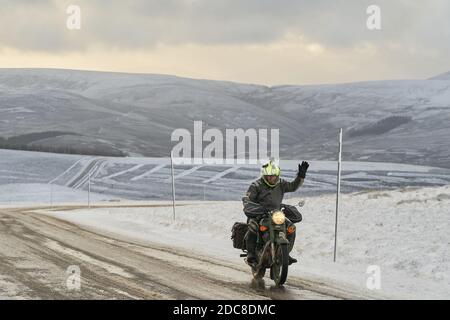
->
(0, 183, 119, 205)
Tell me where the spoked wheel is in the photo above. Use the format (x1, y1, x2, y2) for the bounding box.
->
(270, 244, 289, 286)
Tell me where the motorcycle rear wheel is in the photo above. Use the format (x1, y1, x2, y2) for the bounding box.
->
(271, 244, 289, 286)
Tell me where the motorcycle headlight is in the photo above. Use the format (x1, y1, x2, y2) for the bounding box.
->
(272, 211, 285, 225)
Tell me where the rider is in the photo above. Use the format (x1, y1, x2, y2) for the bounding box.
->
(242, 160, 309, 265)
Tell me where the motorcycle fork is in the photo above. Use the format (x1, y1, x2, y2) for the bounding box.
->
(270, 224, 276, 263)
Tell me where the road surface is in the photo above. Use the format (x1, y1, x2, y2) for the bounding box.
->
(0, 205, 377, 300)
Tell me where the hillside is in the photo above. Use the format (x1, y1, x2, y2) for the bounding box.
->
(1, 68, 449, 167)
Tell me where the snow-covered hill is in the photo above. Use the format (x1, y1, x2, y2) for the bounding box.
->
(1, 68, 450, 167)
(430, 71, 450, 80)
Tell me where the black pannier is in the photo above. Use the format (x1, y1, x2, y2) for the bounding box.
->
(231, 222, 248, 250)
(281, 204, 302, 223)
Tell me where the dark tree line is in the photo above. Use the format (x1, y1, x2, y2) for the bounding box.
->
(0, 138, 126, 157)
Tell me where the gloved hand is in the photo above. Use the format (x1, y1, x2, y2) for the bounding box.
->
(298, 161, 309, 179)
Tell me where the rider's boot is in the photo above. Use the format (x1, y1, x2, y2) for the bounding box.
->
(288, 256, 297, 265)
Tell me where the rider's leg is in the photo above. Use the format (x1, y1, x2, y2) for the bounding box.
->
(246, 219, 259, 263)
(286, 221, 298, 264)
(287, 230, 296, 253)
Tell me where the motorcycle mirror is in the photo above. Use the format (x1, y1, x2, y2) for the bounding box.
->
(298, 200, 305, 207)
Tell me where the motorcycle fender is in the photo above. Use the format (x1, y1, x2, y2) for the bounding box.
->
(276, 231, 289, 245)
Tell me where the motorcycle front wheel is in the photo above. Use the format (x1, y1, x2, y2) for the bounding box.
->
(270, 244, 289, 286)
(252, 265, 266, 279)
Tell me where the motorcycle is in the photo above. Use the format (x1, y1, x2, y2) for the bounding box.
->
(233, 200, 304, 286)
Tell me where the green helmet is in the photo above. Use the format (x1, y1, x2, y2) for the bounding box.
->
(261, 160, 281, 187)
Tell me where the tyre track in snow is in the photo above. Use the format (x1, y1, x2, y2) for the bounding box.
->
(67, 158, 106, 189)
(0, 205, 378, 300)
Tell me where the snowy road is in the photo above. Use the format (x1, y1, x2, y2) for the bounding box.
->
(0, 205, 375, 300)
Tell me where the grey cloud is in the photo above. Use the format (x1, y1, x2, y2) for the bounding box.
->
(0, 0, 448, 57)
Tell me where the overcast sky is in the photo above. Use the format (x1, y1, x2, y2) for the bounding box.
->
(0, 0, 449, 85)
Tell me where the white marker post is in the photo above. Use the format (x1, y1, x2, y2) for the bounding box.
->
(170, 152, 176, 220)
(50, 183, 53, 208)
(334, 128, 343, 262)
(88, 171, 91, 208)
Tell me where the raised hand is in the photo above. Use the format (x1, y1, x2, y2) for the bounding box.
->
(298, 161, 309, 179)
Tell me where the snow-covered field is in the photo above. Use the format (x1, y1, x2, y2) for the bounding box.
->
(42, 185, 450, 299)
(2, 149, 450, 203)
(0, 183, 119, 204)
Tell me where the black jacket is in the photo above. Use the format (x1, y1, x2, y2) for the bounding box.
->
(243, 176, 304, 217)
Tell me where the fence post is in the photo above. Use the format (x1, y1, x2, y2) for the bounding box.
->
(334, 128, 343, 262)
(88, 171, 91, 208)
(170, 152, 176, 220)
